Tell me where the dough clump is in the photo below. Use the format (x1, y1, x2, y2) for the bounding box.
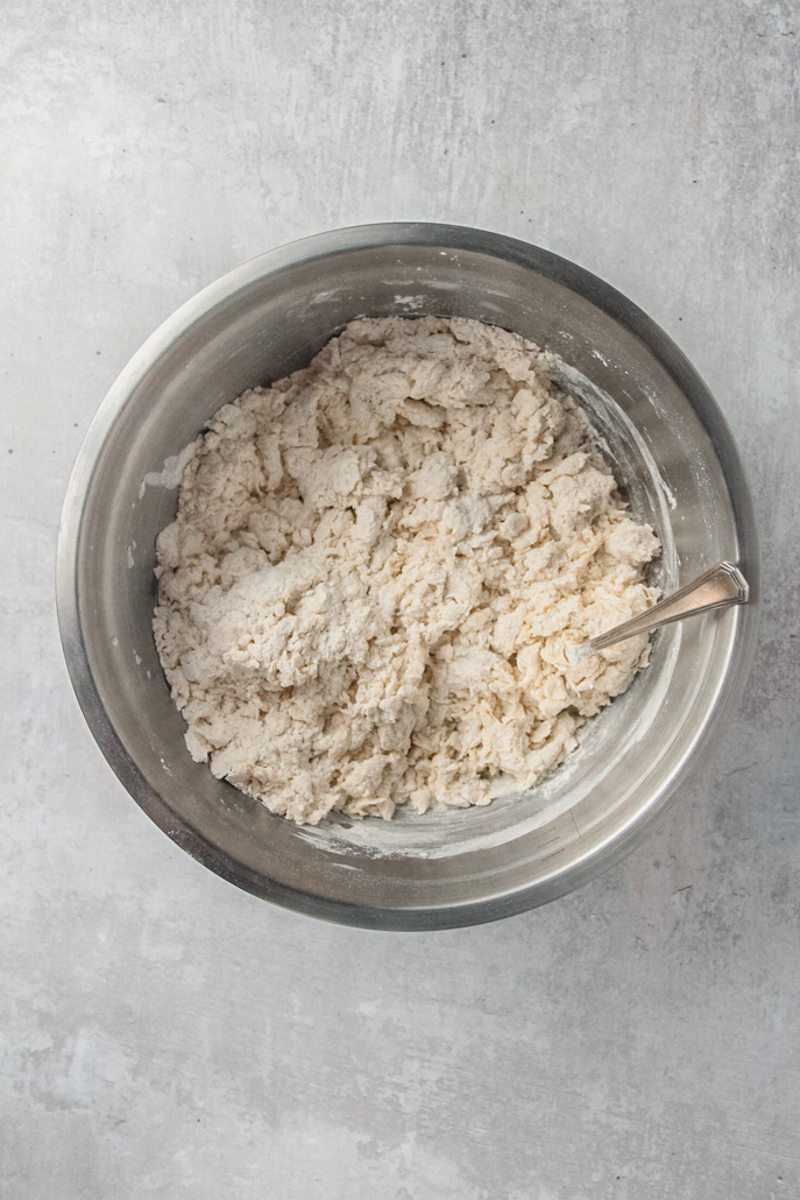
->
(153, 317, 659, 824)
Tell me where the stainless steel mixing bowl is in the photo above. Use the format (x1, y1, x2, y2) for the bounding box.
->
(57, 223, 758, 929)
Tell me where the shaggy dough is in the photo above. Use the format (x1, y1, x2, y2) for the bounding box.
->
(153, 317, 659, 825)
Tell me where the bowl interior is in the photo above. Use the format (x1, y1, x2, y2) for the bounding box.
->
(61, 227, 754, 927)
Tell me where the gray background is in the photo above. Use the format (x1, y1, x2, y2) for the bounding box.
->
(2, 1, 798, 1197)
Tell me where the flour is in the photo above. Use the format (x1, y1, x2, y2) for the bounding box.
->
(153, 317, 659, 825)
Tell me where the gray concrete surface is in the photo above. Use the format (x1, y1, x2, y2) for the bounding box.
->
(2, 1, 798, 1197)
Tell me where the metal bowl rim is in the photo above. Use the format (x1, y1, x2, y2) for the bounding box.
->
(56, 221, 760, 930)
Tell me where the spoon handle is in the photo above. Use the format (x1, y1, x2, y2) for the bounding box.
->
(575, 561, 750, 661)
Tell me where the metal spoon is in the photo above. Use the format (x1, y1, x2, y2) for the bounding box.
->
(572, 561, 750, 663)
